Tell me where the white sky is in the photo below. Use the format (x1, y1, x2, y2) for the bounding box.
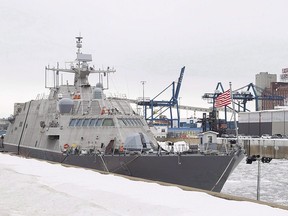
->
(1, 0, 288, 118)
(0, 153, 287, 215)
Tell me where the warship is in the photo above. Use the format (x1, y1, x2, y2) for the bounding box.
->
(3, 36, 244, 192)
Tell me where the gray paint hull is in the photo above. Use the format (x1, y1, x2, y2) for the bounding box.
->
(3, 143, 244, 192)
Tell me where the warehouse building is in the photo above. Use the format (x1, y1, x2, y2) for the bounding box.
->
(238, 108, 288, 136)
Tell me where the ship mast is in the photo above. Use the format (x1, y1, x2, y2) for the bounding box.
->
(45, 36, 116, 90)
(76, 35, 83, 54)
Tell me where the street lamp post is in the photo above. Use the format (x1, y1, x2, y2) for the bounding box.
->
(246, 155, 272, 201)
(256, 157, 261, 201)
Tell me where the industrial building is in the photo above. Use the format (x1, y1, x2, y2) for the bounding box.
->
(261, 82, 288, 110)
(237, 70, 288, 136)
(255, 72, 277, 110)
(257, 69, 288, 110)
(238, 108, 288, 137)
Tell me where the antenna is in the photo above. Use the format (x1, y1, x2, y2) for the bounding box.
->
(56, 62, 59, 88)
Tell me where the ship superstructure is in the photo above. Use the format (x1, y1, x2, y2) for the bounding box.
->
(6, 36, 156, 154)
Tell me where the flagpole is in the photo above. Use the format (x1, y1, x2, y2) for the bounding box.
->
(229, 82, 239, 144)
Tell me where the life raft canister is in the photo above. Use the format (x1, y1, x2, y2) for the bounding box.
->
(101, 107, 107, 115)
(119, 145, 124, 152)
(64, 144, 69, 149)
(73, 92, 81, 99)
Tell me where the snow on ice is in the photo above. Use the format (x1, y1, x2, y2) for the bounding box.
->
(0, 153, 287, 216)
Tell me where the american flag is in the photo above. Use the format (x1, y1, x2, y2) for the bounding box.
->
(215, 90, 231, 108)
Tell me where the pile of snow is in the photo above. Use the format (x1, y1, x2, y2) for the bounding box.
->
(0, 153, 287, 216)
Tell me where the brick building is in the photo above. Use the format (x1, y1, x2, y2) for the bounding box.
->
(261, 82, 288, 110)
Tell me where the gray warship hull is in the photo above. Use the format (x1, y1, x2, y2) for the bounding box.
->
(3, 143, 243, 192)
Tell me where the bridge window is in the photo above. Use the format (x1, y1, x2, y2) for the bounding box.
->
(118, 119, 126, 126)
(89, 118, 97, 126)
(122, 119, 129, 126)
(127, 119, 135, 126)
(82, 119, 90, 126)
(69, 119, 77, 126)
(116, 118, 145, 127)
(102, 119, 114, 126)
(95, 118, 103, 126)
(131, 119, 138, 126)
(135, 119, 144, 126)
(76, 119, 84, 126)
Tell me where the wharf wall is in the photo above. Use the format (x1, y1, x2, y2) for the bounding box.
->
(218, 138, 288, 159)
(158, 137, 288, 159)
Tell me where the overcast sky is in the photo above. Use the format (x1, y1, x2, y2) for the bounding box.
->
(1, 0, 288, 118)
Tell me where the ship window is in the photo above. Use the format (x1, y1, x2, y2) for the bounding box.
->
(134, 119, 142, 126)
(132, 119, 137, 126)
(95, 118, 103, 126)
(76, 119, 84, 126)
(82, 119, 90, 126)
(127, 119, 134, 126)
(118, 119, 126, 126)
(134, 119, 139, 125)
(136, 119, 144, 126)
(130, 119, 135, 126)
(134, 119, 140, 125)
(135, 119, 141, 126)
(89, 118, 97, 126)
(69, 119, 77, 126)
(102, 119, 114, 126)
(130, 119, 137, 126)
(124, 119, 131, 126)
(123, 119, 129, 126)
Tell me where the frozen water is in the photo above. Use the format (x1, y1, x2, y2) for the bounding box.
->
(222, 158, 288, 207)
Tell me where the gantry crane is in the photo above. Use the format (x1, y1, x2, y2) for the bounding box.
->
(202, 82, 285, 133)
(137, 67, 185, 128)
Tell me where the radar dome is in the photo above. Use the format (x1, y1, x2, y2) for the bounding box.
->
(93, 87, 103, 99)
(58, 98, 74, 114)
